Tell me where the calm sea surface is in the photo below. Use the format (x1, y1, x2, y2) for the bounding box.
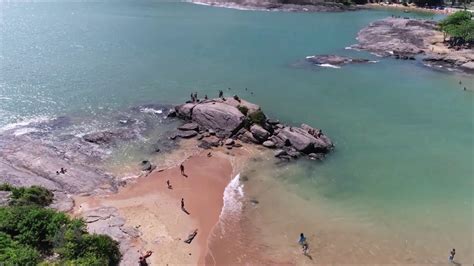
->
(1, 1, 472, 263)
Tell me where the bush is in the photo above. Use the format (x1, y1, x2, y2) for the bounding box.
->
(248, 109, 266, 126)
(237, 105, 249, 116)
(0, 185, 122, 265)
(0, 183, 54, 207)
(0, 232, 41, 265)
(439, 11, 474, 43)
(0, 206, 69, 252)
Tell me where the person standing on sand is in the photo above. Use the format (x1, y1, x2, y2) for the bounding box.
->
(448, 248, 455, 262)
(166, 180, 172, 189)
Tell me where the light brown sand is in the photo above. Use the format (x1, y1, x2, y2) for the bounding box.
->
(73, 140, 261, 265)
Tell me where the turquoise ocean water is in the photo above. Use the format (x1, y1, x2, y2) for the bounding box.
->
(1, 1, 472, 263)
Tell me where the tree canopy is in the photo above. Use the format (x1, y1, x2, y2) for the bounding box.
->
(439, 11, 474, 43)
(0, 184, 122, 265)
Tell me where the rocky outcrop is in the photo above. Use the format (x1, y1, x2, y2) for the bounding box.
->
(352, 18, 474, 73)
(250, 124, 270, 142)
(175, 101, 246, 138)
(191, 0, 360, 12)
(305, 55, 371, 67)
(174, 97, 333, 160)
(82, 206, 141, 265)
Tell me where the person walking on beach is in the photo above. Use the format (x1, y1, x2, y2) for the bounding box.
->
(180, 164, 185, 176)
(166, 180, 172, 189)
(181, 198, 185, 209)
(449, 248, 455, 262)
(298, 233, 307, 246)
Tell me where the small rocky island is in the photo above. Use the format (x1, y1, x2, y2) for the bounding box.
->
(171, 97, 333, 160)
(351, 18, 474, 72)
(305, 55, 373, 67)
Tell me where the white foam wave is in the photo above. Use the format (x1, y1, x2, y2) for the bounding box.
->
(139, 107, 163, 115)
(219, 173, 244, 234)
(0, 116, 51, 132)
(319, 63, 341, 69)
(305, 55, 315, 59)
(13, 127, 40, 136)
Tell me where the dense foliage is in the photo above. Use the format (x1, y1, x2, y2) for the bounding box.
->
(439, 11, 474, 45)
(0, 183, 54, 207)
(248, 110, 267, 126)
(0, 184, 121, 265)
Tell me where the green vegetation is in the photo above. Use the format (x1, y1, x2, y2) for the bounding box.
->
(237, 105, 249, 116)
(0, 183, 54, 207)
(0, 184, 121, 265)
(248, 109, 266, 126)
(439, 11, 474, 45)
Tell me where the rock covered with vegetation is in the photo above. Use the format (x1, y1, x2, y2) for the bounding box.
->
(174, 97, 333, 160)
(352, 14, 474, 73)
(0, 184, 122, 265)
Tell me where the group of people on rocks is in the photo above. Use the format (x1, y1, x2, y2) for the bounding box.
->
(55, 167, 67, 175)
(188, 88, 254, 104)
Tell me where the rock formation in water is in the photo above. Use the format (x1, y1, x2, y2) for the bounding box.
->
(174, 97, 333, 160)
(305, 55, 371, 66)
(351, 18, 474, 73)
(192, 0, 359, 12)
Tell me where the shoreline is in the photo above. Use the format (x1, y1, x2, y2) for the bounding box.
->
(364, 3, 457, 15)
(72, 139, 260, 265)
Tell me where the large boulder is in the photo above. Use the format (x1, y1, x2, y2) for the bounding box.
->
(274, 127, 331, 153)
(191, 102, 245, 137)
(250, 124, 270, 142)
(213, 98, 261, 115)
(175, 103, 197, 120)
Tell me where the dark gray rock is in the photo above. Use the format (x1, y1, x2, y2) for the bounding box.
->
(274, 149, 287, 157)
(192, 102, 245, 137)
(250, 124, 270, 142)
(262, 140, 275, 148)
(306, 55, 370, 66)
(199, 136, 221, 149)
(178, 123, 199, 131)
(176, 130, 198, 139)
(239, 131, 260, 144)
(140, 160, 153, 171)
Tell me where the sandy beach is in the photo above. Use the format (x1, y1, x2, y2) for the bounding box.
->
(72, 139, 260, 265)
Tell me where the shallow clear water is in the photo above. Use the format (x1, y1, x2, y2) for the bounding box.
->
(1, 1, 473, 263)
